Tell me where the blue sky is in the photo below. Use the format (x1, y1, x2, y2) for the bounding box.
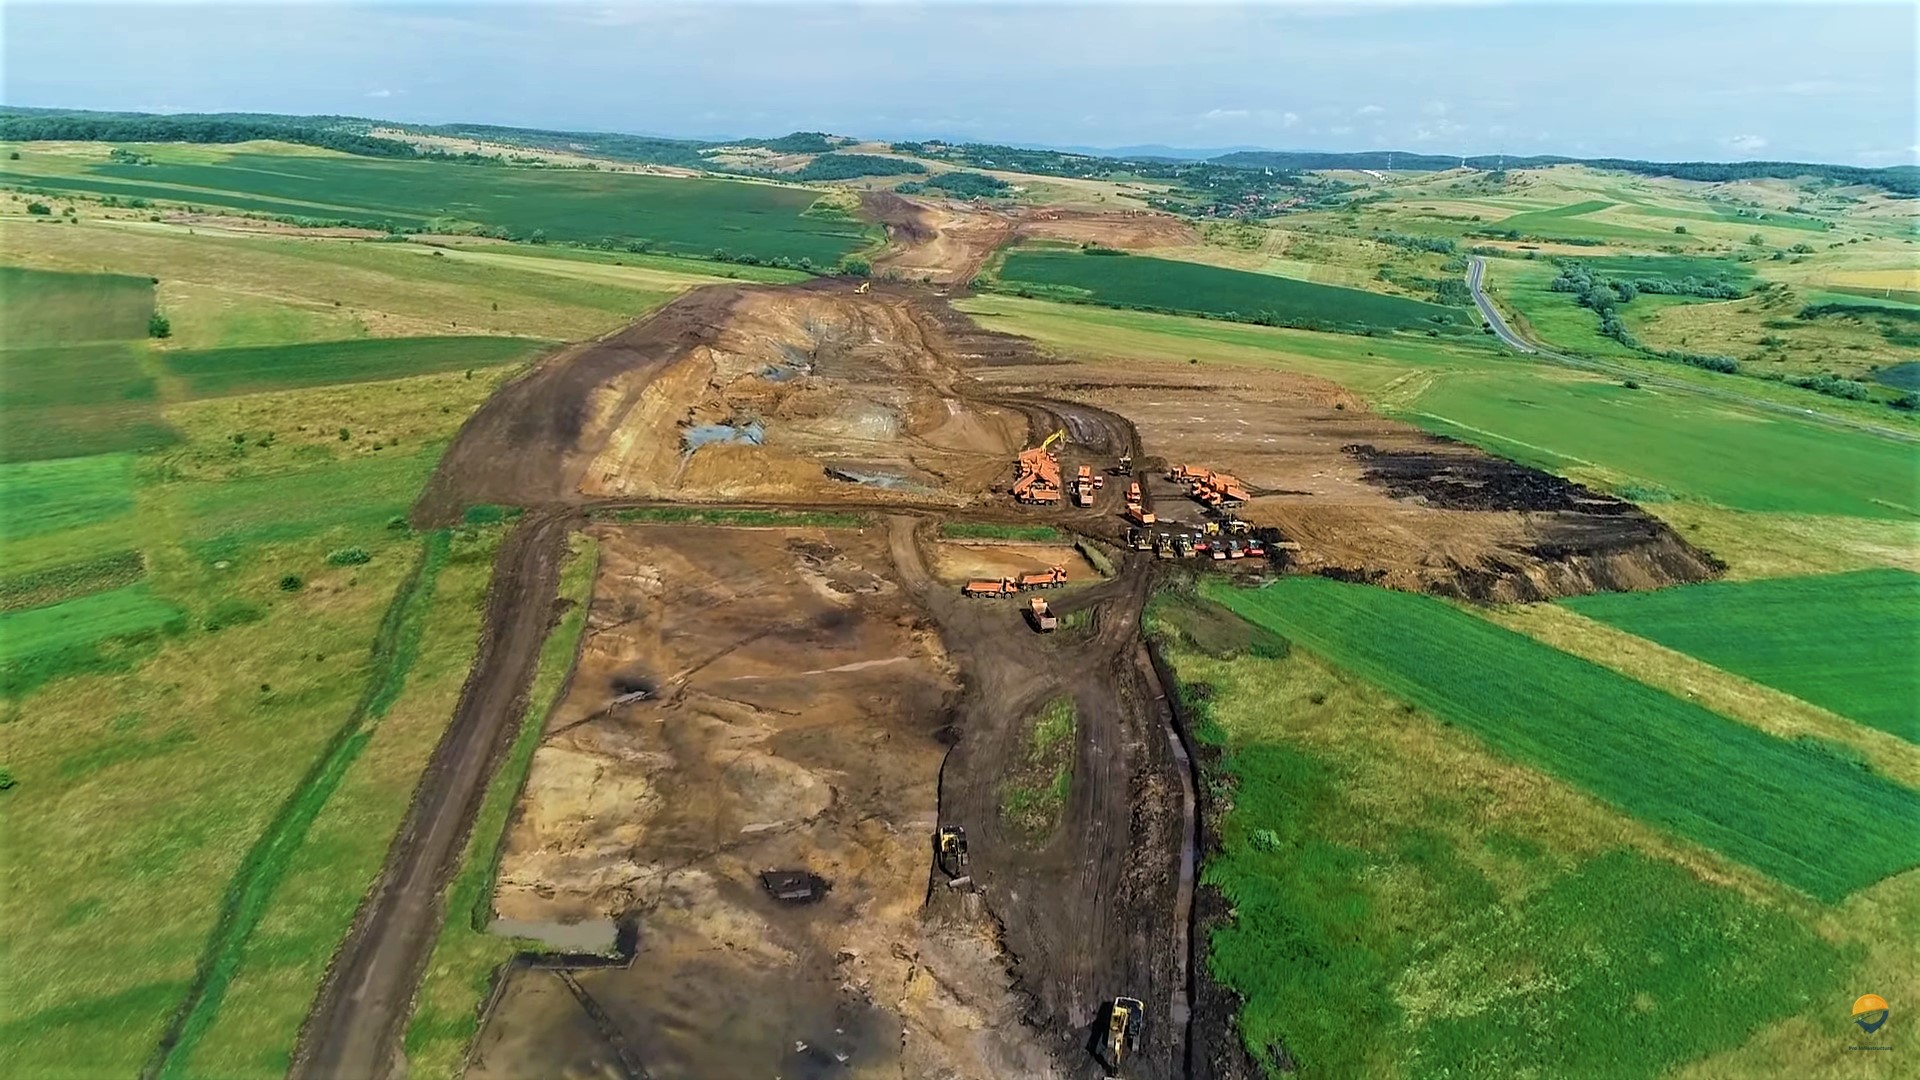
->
(5, 2, 1915, 165)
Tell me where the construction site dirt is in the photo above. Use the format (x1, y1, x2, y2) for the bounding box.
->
(302, 246, 1727, 1080)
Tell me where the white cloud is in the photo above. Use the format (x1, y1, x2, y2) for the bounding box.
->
(1329, 124, 1354, 136)
(366, 88, 393, 98)
(1201, 107, 1250, 122)
(1282, 111, 1300, 127)
(1356, 104, 1385, 116)
(1723, 133, 1767, 152)
(1421, 100, 1449, 117)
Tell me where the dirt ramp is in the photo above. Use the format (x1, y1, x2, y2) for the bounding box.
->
(477, 523, 1051, 1078)
(413, 286, 746, 523)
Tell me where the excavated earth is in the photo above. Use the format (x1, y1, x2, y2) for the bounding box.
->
(971, 360, 1722, 601)
(320, 238, 1725, 1080)
(861, 191, 1198, 286)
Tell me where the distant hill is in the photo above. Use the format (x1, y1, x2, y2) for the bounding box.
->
(3, 106, 1914, 196)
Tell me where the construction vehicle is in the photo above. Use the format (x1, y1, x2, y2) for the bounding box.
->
(1018, 565, 1068, 590)
(1126, 481, 1142, 503)
(1028, 596, 1058, 632)
(1200, 520, 1220, 537)
(1154, 533, 1174, 560)
(1012, 446, 1063, 504)
(1127, 528, 1151, 551)
(1174, 534, 1196, 559)
(1040, 428, 1066, 453)
(1073, 465, 1097, 508)
(1103, 997, 1145, 1072)
(855, 280, 871, 295)
(1225, 518, 1252, 536)
(963, 577, 1016, 598)
(1245, 536, 1267, 558)
(936, 825, 970, 882)
(1126, 503, 1155, 527)
(1226, 539, 1246, 559)
(1209, 537, 1227, 561)
(1114, 452, 1133, 474)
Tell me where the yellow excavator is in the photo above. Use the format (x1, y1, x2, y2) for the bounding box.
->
(855, 280, 871, 294)
(1104, 997, 1144, 1074)
(1039, 428, 1066, 453)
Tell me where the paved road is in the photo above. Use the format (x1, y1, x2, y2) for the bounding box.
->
(1464, 257, 1918, 444)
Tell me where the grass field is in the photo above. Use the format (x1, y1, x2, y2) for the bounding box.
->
(958, 295, 1920, 525)
(0, 344, 180, 462)
(1149, 592, 1851, 1080)
(1406, 370, 1919, 520)
(1001, 695, 1076, 837)
(937, 522, 1066, 541)
(162, 336, 548, 398)
(1, 150, 872, 263)
(993, 248, 1464, 332)
(0, 453, 135, 543)
(1204, 576, 1920, 901)
(1562, 569, 1920, 743)
(0, 583, 185, 695)
(0, 265, 154, 344)
(403, 531, 599, 1080)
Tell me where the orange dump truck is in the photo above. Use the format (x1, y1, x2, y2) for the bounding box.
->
(963, 577, 1016, 598)
(1028, 596, 1058, 632)
(1072, 464, 1097, 508)
(1018, 565, 1068, 590)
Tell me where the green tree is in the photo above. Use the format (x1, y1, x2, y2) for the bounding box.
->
(147, 313, 171, 339)
(1747, 232, 1766, 247)
(842, 256, 872, 277)
(1673, 225, 1687, 234)
(25, 201, 50, 215)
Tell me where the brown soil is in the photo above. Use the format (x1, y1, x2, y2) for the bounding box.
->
(473, 523, 1059, 1079)
(307, 231, 1723, 1080)
(973, 362, 1721, 601)
(414, 280, 1051, 524)
(861, 191, 1197, 285)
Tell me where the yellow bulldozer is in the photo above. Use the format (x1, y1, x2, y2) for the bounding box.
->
(1103, 997, 1144, 1074)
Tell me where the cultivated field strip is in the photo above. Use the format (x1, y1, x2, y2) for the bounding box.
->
(1564, 569, 1920, 743)
(1207, 576, 1920, 902)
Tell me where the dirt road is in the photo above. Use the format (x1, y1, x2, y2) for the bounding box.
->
(289, 511, 573, 1080)
(898, 516, 1189, 1079)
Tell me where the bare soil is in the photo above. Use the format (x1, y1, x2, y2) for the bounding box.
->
(861, 191, 1198, 285)
(305, 224, 1723, 1080)
(472, 523, 1060, 1079)
(972, 362, 1721, 601)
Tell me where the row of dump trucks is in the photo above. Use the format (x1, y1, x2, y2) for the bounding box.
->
(962, 564, 1068, 598)
(1168, 464, 1250, 508)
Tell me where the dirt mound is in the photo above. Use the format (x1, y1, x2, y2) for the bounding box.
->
(973, 362, 1721, 601)
(860, 193, 1196, 285)
(416, 282, 1054, 522)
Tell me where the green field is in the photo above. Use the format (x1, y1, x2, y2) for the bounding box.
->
(1205, 576, 1920, 901)
(0, 583, 185, 694)
(1149, 592, 1849, 1080)
(1563, 569, 1920, 742)
(995, 249, 1463, 332)
(1407, 370, 1920, 519)
(0, 343, 179, 462)
(1, 151, 872, 263)
(1575, 254, 1758, 283)
(0, 265, 155, 344)
(163, 336, 548, 398)
(0, 453, 136, 542)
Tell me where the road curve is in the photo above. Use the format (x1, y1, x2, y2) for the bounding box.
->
(1464, 257, 1918, 444)
(290, 511, 573, 1080)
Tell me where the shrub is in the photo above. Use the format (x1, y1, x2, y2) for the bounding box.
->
(841, 256, 872, 277)
(461, 504, 507, 526)
(326, 546, 373, 566)
(278, 574, 303, 592)
(25, 201, 50, 215)
(0, 766, 13, 791)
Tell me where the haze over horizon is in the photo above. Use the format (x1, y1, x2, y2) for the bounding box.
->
(5, 1, 1916, 167)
